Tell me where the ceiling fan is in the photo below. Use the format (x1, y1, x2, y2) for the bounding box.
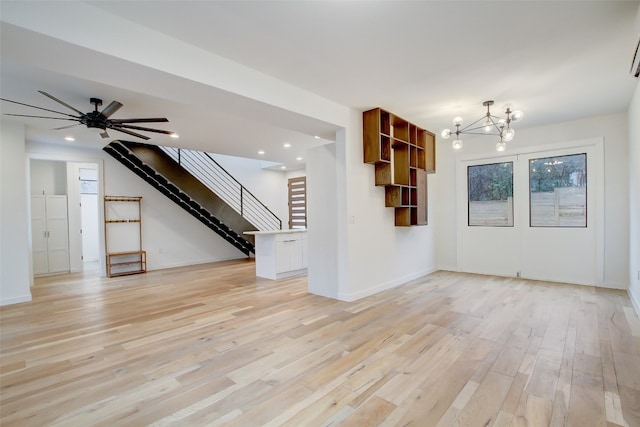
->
(0, 90, 175, 140)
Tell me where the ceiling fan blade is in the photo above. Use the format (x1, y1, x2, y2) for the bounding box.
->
(1, 98, 79, 118)
(4, 113, 78, 121)
(114, 124, 174, 135)
(109, 127, 150, 140)
(110, 117, 169, 124)
(100, 101, 123, 119)
(52, 123, 82, 130)
(38, 90, 85, 116)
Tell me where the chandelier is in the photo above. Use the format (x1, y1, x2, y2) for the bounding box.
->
(441, 100, 523, 152)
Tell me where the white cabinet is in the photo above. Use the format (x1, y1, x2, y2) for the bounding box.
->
(31, 195, 70, 275)
(276, 234, 304, 274)
(245, 230, 307, 280)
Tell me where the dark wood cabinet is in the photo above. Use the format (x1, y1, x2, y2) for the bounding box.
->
(363, 108, 435, 226)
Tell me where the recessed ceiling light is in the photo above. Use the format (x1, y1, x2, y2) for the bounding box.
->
(296, 157, 303, 161)
(258, 150, 265, 155)
(281, 166, 286, 169)
(170, 133, 179, 139)
(64, 136, 75, 141)
(283, 143, 291, 148)
(314, 135, 320, 139)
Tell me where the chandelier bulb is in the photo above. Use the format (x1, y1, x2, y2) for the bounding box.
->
(503, 128, 515, 142)
(511, 110, 524, 122)
(441, 129, 452, 139)
(452, 139, 463, 150)
(496, 141, 507, 152)
(452, 116, 463, 126)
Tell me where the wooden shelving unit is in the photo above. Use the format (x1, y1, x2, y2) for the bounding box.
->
(104, 196, 146, 277)
(363, 108, 436, 226)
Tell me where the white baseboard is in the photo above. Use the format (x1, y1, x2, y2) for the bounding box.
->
(147, 255, 247, 271)
(1, 294, 32, 306)
(594, 280, 627, 291)
(337, 266, 438, 302)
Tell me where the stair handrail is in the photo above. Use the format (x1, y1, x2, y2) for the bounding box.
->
(161, 146, 282, 231)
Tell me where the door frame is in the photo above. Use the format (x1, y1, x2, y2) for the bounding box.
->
(68, 162, 100, 271)
(455, 137, 604, 286)
(27, 152, 106, 280)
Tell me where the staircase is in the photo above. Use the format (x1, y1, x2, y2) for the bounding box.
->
(104, 140, 282, 256)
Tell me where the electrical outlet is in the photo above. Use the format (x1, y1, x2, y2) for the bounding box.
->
(516, 271, 521, 278)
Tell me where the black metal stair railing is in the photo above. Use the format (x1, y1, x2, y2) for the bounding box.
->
(160, 147, 282, 231)
(103, 141, 254, 256)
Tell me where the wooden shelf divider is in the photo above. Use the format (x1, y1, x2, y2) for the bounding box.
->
(363, 108, 436, 226)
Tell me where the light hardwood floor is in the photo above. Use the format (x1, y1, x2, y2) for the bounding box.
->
(1, 260, 639, 426)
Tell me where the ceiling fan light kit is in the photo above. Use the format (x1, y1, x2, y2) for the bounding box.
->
(441, 100, 523, 152)
(0, 90, 175, 141)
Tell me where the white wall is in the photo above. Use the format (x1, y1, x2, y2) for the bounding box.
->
(436, 112, 630, 289)
(30, 159, 67, 195)
(307, 142, 340, 299)
(306, 110, 438, 302)
(629, 82, 640, 314)
(210, 153, 289, 228)
(104, 155, 247, 269)
(26, 141, 249, 273)
(0, 120, 32, 305)
(342, 110, 437, 301)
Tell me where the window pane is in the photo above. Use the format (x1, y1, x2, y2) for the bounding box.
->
(468, 162, 514, 227)
(80, 179, 97, 194)
(529, 153, 586, 227)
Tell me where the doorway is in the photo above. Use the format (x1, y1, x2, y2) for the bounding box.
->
(29, 159, 103, 279)
(79, 167, 100, 272)
(67, 162, 100, 273)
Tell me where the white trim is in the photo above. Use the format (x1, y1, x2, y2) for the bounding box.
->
(337, 266, 437, 302)
(0, 294, 32, 306)
(149, 256, 245, 272)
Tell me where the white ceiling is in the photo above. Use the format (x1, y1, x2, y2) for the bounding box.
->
(1, 1, 638, 170)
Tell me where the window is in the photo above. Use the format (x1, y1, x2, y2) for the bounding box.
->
(288, 176, 307, 229)
(529, 153, 586, 227)
(79, 168, 98, 195)
(468, 162, 514, 226)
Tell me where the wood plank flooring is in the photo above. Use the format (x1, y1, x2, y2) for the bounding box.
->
(1, 260, 639, 426)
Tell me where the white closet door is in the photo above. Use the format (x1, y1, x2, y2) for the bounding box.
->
(46, 196, 70, 273)
(31, 195, 70, 275)
(31, 196, 48, 275)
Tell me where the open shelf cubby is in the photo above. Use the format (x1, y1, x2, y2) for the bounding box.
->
(363, 108, 436, 226)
